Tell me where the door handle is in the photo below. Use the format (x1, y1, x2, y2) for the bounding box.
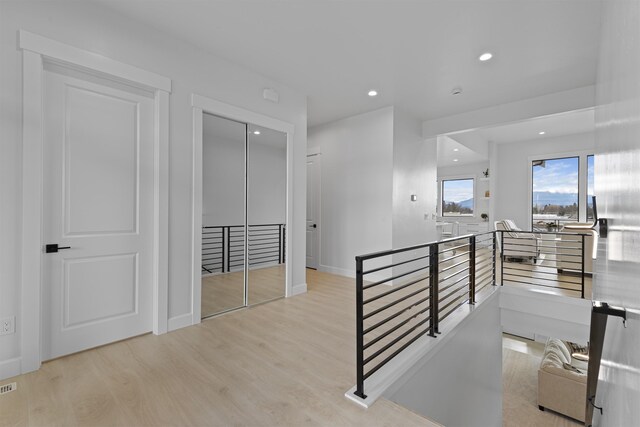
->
(312, 224, 317, 228)
(45, 244, 71, 253)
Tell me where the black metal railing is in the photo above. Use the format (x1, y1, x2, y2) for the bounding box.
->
(354, 231, 497, 399)
(498, 230, 587, 298)
(202, 223, 285, 274)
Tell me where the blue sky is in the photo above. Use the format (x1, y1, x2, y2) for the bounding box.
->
(532, 157, 579, 194)
(443, 179, 474, 202)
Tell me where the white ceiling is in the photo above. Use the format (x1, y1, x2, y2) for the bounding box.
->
(99, 1, 603, 127)
(438, 135, 488, 168)
(450, 107, 594, 144)
(440, 107, 595, 166)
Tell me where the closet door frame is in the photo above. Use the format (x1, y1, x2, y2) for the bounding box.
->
(190, 94, 295, 326)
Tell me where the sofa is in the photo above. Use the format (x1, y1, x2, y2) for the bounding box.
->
(494, 219, 541, 262)
(538, 338, 587, 422)
(557, 223, 598, 274)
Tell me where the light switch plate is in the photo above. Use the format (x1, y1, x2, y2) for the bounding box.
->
(0, 316, 15, 336)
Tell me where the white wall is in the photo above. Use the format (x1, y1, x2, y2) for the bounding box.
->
(307, 107, 394, 277)
(392, 110, 438, 249)
(437, 160, 491, 224)
(0, 1, 307, 373)
(385, 291, 502, 427)
(592, 0, 640, 425)
(493, 132, 594, 229)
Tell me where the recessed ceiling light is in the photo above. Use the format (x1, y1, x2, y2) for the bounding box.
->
(453, 159, 459, 162)
(453, 148, 459, 152)
(539, 131, 545, 135)
(253, 130, 261, 135)
(368, 90, 378, 97)
(479, 52, 493, 62)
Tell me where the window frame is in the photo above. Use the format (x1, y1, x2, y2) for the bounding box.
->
(528, 151, 593, 229)
(440, 177, 476, 218)
(586, 154, 595, 221)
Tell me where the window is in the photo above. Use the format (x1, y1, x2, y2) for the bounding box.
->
(442, 178, 474, 216)
(587, 154, 595, 221)
(532, 157, 579, 227)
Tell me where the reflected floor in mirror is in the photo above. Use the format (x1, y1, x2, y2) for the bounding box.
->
(201, 264, 286, 317)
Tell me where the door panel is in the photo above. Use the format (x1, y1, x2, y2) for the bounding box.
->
(43, 68, 154, 360)
(247, 126, 287, 305)
(306, 155, 320, 269)
(201, 113, 246, 317)
(64, 86, 138, 235)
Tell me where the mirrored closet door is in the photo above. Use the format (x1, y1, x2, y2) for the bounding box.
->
(201, 113, 286, 319)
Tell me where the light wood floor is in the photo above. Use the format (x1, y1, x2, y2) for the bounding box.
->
(502, 335, 581, 427)
(201, 265, 286, 317)
(1, 269, 437, 427)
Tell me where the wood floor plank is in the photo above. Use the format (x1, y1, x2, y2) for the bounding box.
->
(1, 269, 444, 427)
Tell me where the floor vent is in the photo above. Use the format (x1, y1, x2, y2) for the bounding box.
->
(0, 382, 17, 395)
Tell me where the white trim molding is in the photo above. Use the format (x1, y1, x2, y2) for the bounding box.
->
(0, 357, 22, 381)
(168, 314, 193, 332)
(191, 94, 296, 326)
(19, 30, 171, 375)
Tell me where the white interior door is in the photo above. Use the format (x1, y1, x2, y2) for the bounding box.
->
(42, 67, 155, 360)
(306, 154, 320, 269)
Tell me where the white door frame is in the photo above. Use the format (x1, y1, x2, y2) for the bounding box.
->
(306, 149, 322, 269)
(191, 94, 295, 324)
(19, 30, 171, 374)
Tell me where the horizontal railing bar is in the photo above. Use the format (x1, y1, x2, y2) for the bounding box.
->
(363, 254, 431, 276)
(439, 274, 470, 294)
(438, 242, 469, 255)
(438, 250, 471, 264)
(499, 230, 589, 237)
(438, 258, 470, 274)
(363, 285, 430, 320)
(475, 263, 493, 278)
(358, 235, 475, 262)
(249, 254, 280, 262)
(476, 270, 494, 286)
(364, 295, 431, 335)
(503, 271, 582, 285)
(476, 281, 492, 294)
(503, 264, 581, 277)
(439, 295, 469, 319)
(363, 276, 430, 305)
(364, 306, 431, 350)
(364, 326, 432, 381)
(364, 316, 431, 365)
(249, 259, 280, 267)
(438, 267, 468, 284)
(439, 283, 469, 304)
(363, 264, 430, 290)
(502, 278, 582, 292)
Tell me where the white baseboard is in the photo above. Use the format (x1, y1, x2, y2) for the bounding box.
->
(291, 282, 307, 296)
(0, 357, 21, 381)
(319, 264, 354, 278)
(168, 313, 193, 332)
(318, 264, 388, 283)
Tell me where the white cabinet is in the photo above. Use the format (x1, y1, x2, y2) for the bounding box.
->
(459, 222, 490, 235)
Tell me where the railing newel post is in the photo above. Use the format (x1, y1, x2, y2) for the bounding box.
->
(469, 235, 476, 304)
(492, 231, 497, 286)
(581, 234, 586, 299)
(355, 256, 366, 399)
(500, 231, 504, 286)
(430, 243, 440, 334)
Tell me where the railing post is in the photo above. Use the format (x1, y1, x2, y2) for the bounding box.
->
(221, 226, 226, 273)
(429, 243, 440, 334)
(492, 231, 497, 286)
(500, 231, 504, 286)
(581, 234, 586, 299)
(278, 224, 283, 264)
(469, 235, 476, 304)
(226, 226, 231, 272)
(355, 256, 366, 399)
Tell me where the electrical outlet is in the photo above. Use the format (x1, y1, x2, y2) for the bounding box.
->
(0, 316, 15, 336)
